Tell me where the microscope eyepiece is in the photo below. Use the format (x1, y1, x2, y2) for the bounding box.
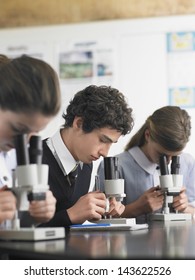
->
(14, 134, 29, 165)
(159, 155, 169, 175)
(171, 156, 180, 174)
(29, 135, 42, 164)
(104, 156, 119, 180)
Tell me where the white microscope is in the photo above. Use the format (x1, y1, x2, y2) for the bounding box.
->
(151, 155, 192, 221)
(95, 156, 136, 226)
(70, 156, 148, 231)
(0, 134, 65, 241)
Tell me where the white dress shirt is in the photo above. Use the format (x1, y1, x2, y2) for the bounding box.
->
(46, 128, 81, 176)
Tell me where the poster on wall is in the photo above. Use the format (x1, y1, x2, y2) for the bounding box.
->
(167, 31, 195, 108)
(55, 39, 116, 107)
(0, 42, 49, 61)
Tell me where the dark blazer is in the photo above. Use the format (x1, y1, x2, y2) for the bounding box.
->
(39, 139, 92, 227)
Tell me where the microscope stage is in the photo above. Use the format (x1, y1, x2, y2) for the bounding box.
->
(0, 227, 65, 241)
(94, 217, 136, 225)
(150, 213, 192, 221)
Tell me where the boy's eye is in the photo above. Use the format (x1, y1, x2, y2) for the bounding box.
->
(100, 137, 110, 144)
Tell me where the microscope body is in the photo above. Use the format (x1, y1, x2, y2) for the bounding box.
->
(159, 172, 183, 215)
(14, 162, 49, 211)
(13, 134, 49, 212)
(0, 134, 65, 241)
(104, 156, 126, 203)
(151, 155, 191, 221)
(96, 156, 136, 226)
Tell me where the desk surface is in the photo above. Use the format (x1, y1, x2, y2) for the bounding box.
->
(0, 220, 195, 259)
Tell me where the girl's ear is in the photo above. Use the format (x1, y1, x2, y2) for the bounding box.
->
(145, 129, 150, 142)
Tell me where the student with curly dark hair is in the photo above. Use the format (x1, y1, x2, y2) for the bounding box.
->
(40, 85, 134, 227)
(0, 54, 61, 226)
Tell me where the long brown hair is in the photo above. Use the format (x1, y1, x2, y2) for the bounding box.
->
(0, 54, 61, 116)
(125, 106, 191, 152)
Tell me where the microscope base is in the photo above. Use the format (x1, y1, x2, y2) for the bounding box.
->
(0, 227, 65, 241)
(150, 213, 192, 221)
(95, 217, 136, 225)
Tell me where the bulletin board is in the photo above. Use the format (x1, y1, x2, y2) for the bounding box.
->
(1, 14, 195, 170)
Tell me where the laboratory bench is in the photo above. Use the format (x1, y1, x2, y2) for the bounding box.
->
(0, 220, 195, 260)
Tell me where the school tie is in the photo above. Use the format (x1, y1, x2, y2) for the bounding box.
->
(67, 164, 78, 186)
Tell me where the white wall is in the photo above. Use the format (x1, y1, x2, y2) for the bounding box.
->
(1, 15, 195, 186)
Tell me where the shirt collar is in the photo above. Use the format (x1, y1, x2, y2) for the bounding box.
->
(129, 146, 158, 175)
(51, 129, 79, 175)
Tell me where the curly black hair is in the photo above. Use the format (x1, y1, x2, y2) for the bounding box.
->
(62, 85, 134, 135)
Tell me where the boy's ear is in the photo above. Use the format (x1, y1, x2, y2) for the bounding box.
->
(73, 116, 83, 129)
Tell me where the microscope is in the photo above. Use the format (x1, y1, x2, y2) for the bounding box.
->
(151, 155, 192, 221)
(70, 156, 148, 230)
(0, 134, 65, 241)
(95, 156, 136, 226)
(13, 134, 48, 212)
